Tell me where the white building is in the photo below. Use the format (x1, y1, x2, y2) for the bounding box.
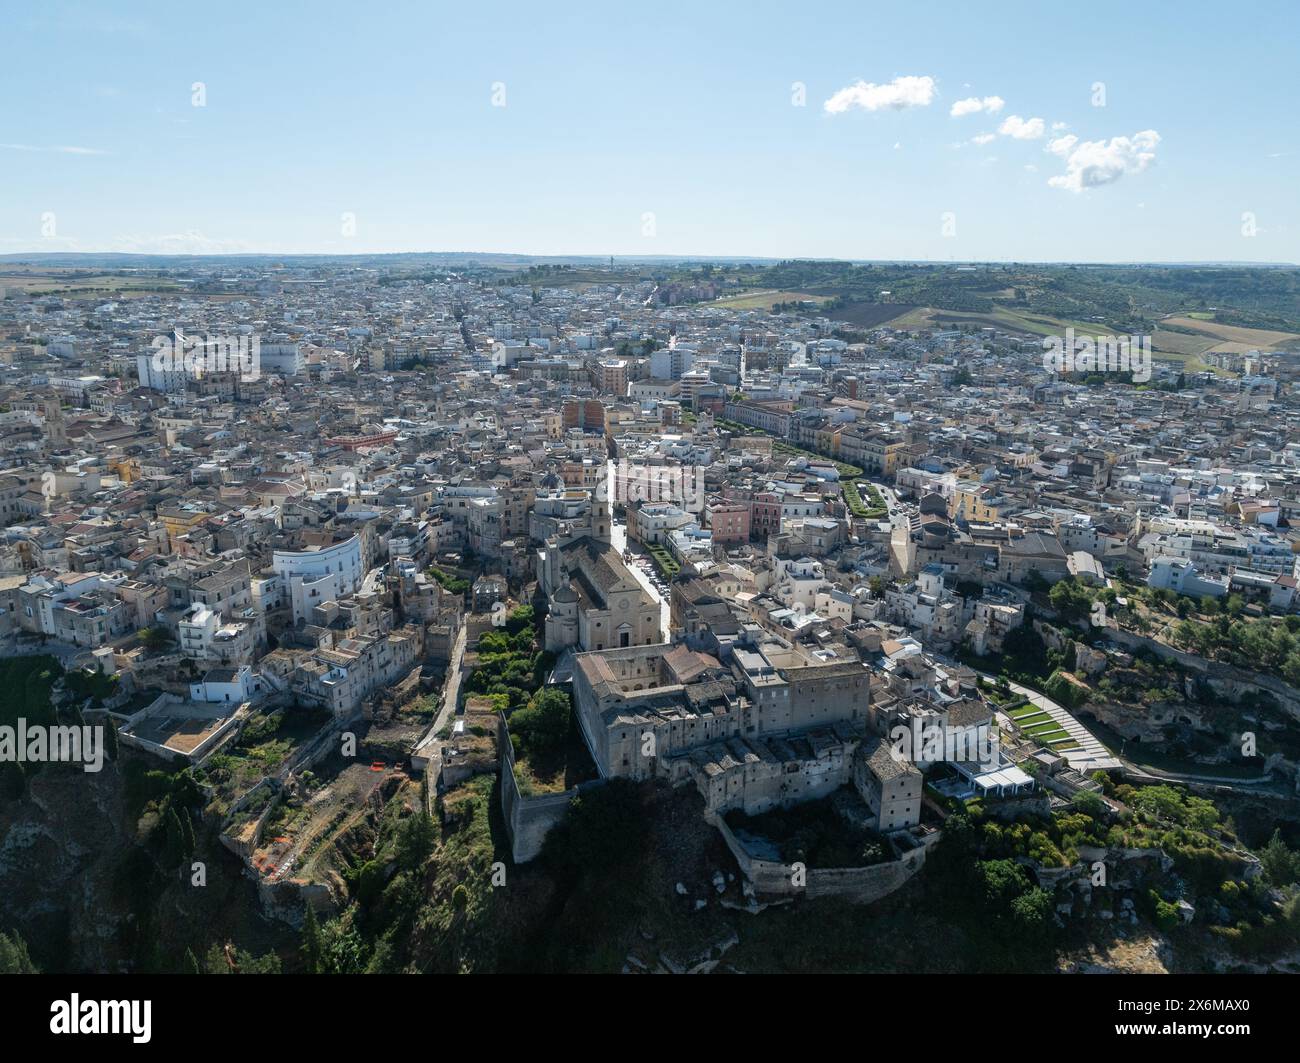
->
(1147, 556, 1228, 599)
(273, 534, 364, 624)
(190, 664, 262, 704)
(259, 341, 304, 376)
(178, 603, 257, 664)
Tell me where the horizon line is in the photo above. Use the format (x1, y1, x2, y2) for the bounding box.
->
(1, 251, 1297, 268)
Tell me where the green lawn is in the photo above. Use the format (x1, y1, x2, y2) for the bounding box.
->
(1007, 704, 1046, 719)
(1023, 725, 1072, 744)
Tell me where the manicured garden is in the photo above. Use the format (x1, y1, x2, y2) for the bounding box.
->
(1005, 702, 1080, 750)
(843, 480, 888, 520)
(646, 544, 680, 578)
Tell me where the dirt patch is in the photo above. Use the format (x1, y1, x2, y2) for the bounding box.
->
(1061, 933, 1172, 973)
(829, 301, 917, 328)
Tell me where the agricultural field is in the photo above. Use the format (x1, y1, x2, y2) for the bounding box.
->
(881, 302, 1283, 374)
(821, 300, 916, 328)
(884, 304, 1118, 341)
(0, 269, 183, 298)
(1159, 314, 1300, 351)
(1150, 328, 1217, 357)
(712, 289, 830, 311)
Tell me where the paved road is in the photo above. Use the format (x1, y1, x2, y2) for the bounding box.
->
(607, 459, 671, 639)
(1117, 759, 1286, 794)
(411, 624, 468, 800)
(876, 483, 909, 547)
(437, 625, 469, 729)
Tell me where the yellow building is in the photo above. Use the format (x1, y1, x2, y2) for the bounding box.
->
(950, 481, 1002, 523)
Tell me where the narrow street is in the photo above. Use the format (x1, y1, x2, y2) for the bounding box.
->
(411, 624, 469, 805)
(607, 458, 671, 639)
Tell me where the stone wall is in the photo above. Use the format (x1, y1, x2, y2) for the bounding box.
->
(1102, 626, 1300, 720)
(219, 778, 282, 860)
(498, 711, 602, 862)
(711, 812, 929, 904)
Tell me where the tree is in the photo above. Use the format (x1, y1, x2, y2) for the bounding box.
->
(1071, 790, 1107, 818)
(240, 949, 282, 974)
(1260, 830, 1300, 887)
(162, 807, 187, 867)
(1049, 577, 1094, 621)
(509, 688, 572, 762)
(395, 808, 436, 872)
(138, 627, 173, 651)
(301, 905, 324, 974)
(0, 930, 37, 973)
(976, 858, 1032, 909)
(504, 605, 535, 636)
(318, 911, 368, 974)
(203, 942, 280, 974)
(1132, 785, 1186, 823)
(1172, 620, 1199, 650)
(1010, 887, 1054, 937)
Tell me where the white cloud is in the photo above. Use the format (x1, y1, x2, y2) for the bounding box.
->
(998, 115, 1046, 140)
(1047, 130, 1161, 193)
(1046, 134, 1078, 157)
(824, 75, 936, 114)
(950, 95, 1004, 117)
(971, 133, 996, 145)
(1, 142, 108, 155)
(114, 230, 258, 254)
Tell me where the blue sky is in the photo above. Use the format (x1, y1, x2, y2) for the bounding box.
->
(2, 0, 1296, 261)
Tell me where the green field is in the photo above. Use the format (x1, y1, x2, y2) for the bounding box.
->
(713, 289, 830, 311)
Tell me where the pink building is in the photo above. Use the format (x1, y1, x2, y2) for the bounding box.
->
(706, 500, 751, 544)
